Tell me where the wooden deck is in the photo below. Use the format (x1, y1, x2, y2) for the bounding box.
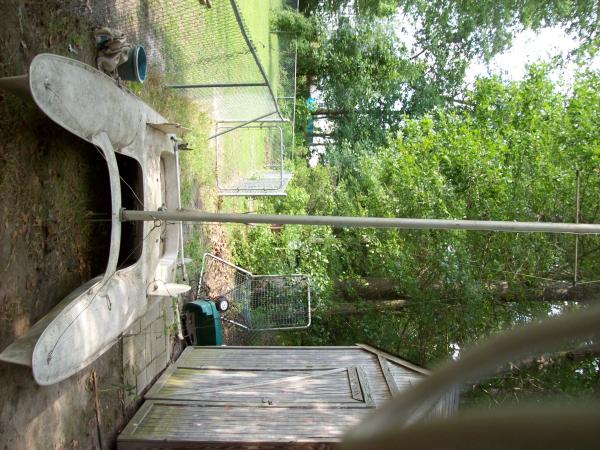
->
(118, 346, 456, 449)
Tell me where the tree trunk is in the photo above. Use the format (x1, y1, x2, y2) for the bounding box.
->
(336, 277, 600, 304)
(541, 281, 600, 302)
(311, 108, 347, 117)
(329, 299, 408, 315)
(336, 277, 400, 301)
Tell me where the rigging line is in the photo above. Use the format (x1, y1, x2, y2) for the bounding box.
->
(456, 258, 563, 284)
(468, 260, 598, 286)
(494, 270, 560, 283)
(46, 220, 162, 363)
(91, 143, 145, 210)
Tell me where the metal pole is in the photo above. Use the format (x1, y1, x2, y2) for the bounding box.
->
(218, 191, 288, 197)
(574, 169, 581, 285)
(120, 210, 600, 235)
(229, 0, 284, 121)
(218, 118, 290, 124)
(166, 82, 266, 89)
(208, 111, 277, 140)
(173, 141, 188, 282)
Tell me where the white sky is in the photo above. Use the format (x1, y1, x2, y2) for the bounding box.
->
(466, 27, 600, 86)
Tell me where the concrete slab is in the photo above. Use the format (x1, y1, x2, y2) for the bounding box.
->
(135, 369, 148, 395)
(124, 296, 180, 396)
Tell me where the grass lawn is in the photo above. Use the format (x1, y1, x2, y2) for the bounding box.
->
(237, 0, 282, 93)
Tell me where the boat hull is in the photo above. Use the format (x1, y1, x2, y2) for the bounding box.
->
(0, 54, 183, 385)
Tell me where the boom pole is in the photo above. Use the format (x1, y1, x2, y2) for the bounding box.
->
(120, 209, 600, 235)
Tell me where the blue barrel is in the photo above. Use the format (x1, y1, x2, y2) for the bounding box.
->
(117, 45, 147, 83)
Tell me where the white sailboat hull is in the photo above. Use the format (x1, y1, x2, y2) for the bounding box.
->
(0, 54, 184, 385)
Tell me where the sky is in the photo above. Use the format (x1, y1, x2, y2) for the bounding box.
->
(466, 26, 600, 86)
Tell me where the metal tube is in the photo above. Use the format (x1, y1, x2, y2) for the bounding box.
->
(166, 82, 266, 89)
(218, 118, 290, 123)
(217, 191, 288, 197)
(574, 169, 581, 285)
(174, 143, 188, 282)
(120, 210, 600, 235)
(208, 111, 277, 140)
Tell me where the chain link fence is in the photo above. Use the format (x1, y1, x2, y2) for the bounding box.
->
(75, 0, 298, 196)
(214, 122, 294, 195)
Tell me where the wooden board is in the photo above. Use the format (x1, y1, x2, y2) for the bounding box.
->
(173, 346, 424, 406)
(118, 401, 371, 449)
(146, 365, 374, 408)
(118, 346, 449, 449)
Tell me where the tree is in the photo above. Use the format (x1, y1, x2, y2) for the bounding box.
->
(264, 68, 600, 368)
(300, 0, 398, 19)
(400, 0, 600, 61)
(231, 66, 600, 403)
(331, 67, 600, 298)
(311, 20, 416, 145)
(291, 0, 600, 149)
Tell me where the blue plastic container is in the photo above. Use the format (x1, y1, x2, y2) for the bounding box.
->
(117, 45, 147, 83)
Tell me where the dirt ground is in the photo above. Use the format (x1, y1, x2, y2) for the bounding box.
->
(0, 1, 137, 449)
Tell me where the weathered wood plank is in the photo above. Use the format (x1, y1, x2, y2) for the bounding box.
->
(356, 343, 430, 375)
(355, 366, 375, 408)
(164, 368, 347, 396)
(120, 346, 431, 449)
(176, 365, 343, 371)
(177, 348, 375, 371)
(118, 402, 369, 445)
(376, 354, 400, 397)
(145, 363, 178, 399)
(347, 367, 363, 402)
(119, 439, 339, 449)
(146, 367, 371, 407)
(187, 346, 358, 350)
(172, 348, 393, 406)
(119, 401, 155, 440)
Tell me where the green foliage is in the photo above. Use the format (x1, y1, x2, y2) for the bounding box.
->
(272, 8, 321, 39)
(336, 67, 600, 295)
(258, 68, 600, 377)
(300, 0, 600, 150)
(465, 351, 600, 407)
(306, 21, 422, 145)
(232, 163, 339, 309)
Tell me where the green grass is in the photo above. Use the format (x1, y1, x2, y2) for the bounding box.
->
(237, 0, 284, 95)
(217, 125, 272, 188)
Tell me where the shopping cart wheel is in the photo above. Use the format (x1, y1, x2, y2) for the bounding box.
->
(216, 296, 229, 312)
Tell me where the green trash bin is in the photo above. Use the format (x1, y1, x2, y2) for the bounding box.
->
(183, 300, 223, 346)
